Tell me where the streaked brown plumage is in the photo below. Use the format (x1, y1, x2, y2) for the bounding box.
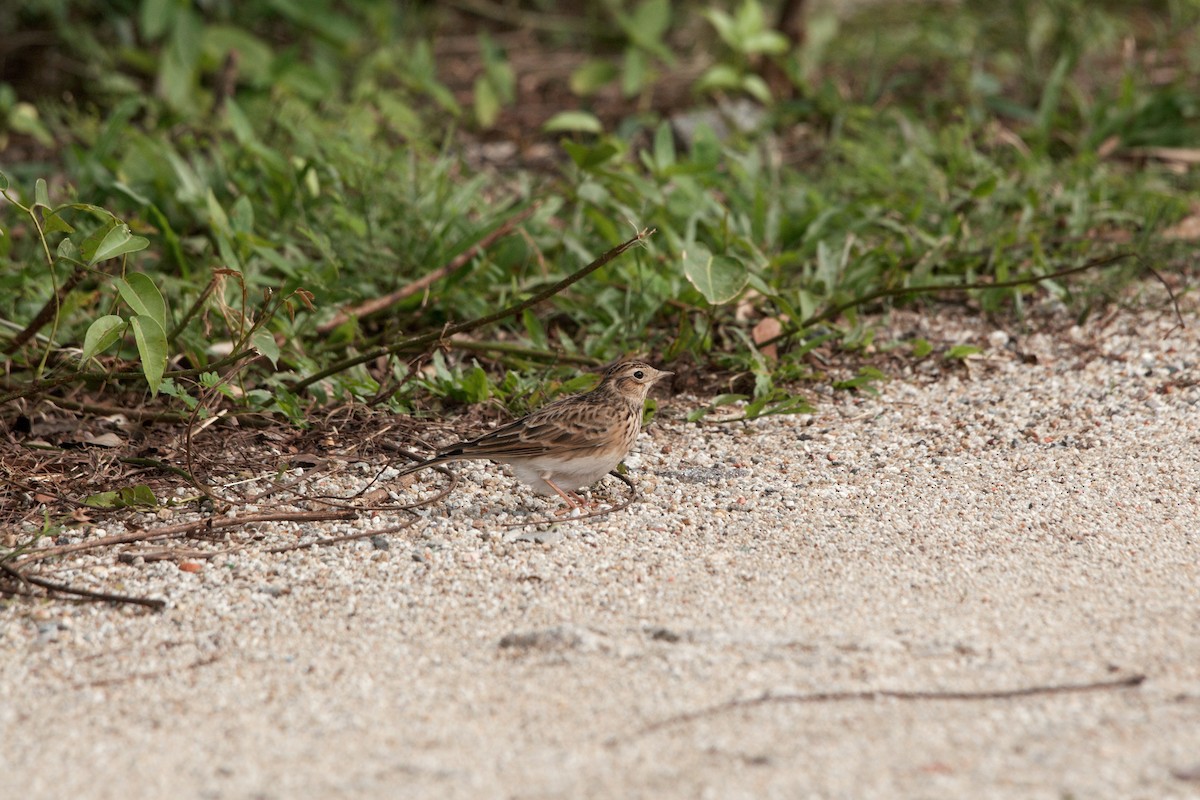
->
(400, 360, 672, 508)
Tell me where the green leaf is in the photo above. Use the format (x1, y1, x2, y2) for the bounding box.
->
(971, 175, 999, 198)
(474, 76, 501, 128)
(230, 195, 254, 234)
(652, 120, 675, 171)
(622, 47, 650, 97)
(56, 238, 77, 260)
(460, 365, 490, 404)
(34, 178, 50, 209)
(543, 111, 603, 134)
(140, 0, 175, 39)
(703, 9, 737, 46)
(250, 329, 280, 367)
(741, 30, 789, 56)
(695, 64, 743, 94)
(83, 491, 121, 509)
(84, 484, 158, 509)
(88, 223, 150, 265)
(945, 344, 982, 360)
(742, 74, 773, 104)
(0, 170, 8, 191)
(682, 245, 749, 304)
(115, 274, 168, 331)
(833, 367, 886, 392)
(42, 212, 75, 235)
(561, 139, 620, 170)
(8, 103, 53, 146)
(911, 338, 933, 358)
(129, 315, 168, 396)
(569, 60, 618, 96)
(80, 315, 127, 364)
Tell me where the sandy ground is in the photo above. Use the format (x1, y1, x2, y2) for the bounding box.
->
(2, 293, 1199, 800)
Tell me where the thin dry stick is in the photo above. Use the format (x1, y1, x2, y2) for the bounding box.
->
(317, 204, 539, 335)
(0, 561, 166, 610)
(13, 509, 359, 565)
(0, 347, 259, 406)
(615, 673, 1147, 744)
(765, 251, 1184, 351)
(292, 228, 656, 394)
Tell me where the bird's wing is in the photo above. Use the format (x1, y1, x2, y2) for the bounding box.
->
(437, 399, 615, 461)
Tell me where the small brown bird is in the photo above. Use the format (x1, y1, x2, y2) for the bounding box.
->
(400, 360, 672, 509)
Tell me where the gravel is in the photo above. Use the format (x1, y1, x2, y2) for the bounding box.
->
(2, 291, 1198, 799)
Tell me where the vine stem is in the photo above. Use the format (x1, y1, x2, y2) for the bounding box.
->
(290, 228, 656, 394)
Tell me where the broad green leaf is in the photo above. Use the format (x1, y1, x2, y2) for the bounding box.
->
(0, 170, 8, 191)
(223, 97, 256, 144)
(115, 273, 168, 331)
(682, 245, 749, 304)
(622, 47, 650, 97)
(62, 202, 119, 221)
(80, 221, 116, 263)
(703, 9, 737, 46)
(80, 315, 127, 364)
(8, 103, 53, 146)
(631, 0, 671, 41)
(42, 212, 75, 234)
(460, 365, 490, 404)
(202, 26, 274, 87)
(129, 315, 168, 396)
(561, 139, 620, 170)
(652, 121, 675, 170)
(972, 175, 999, 198)
(946, 344, 982, 360)
(695, 64, 743, 94)
(89, 223, 149, 265)
(230, 195, 254, 234)
(140, 0, 175, 39)
(34, 178, 50, 209)
(123, 485, 159, 507)
(83, 491, 122, 509)
(474, 77, 501, 128)
(250, 329, 280, 367)
(742, 30, 789, 55)
(742, 74, 773, 104)
(206, 189, 231, 234)
(56, 238, 77, 260)
(569, 60, 618, 96)
(543, 111, 603, 134)
(84, 484, 158, 509)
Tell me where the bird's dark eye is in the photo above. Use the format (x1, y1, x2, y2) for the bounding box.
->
(633, 370, 645, 380)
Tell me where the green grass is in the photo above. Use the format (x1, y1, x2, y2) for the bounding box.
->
(1, 0, 1196, 423)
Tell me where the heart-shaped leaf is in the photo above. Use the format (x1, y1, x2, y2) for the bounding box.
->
(115, 273, 168, 332)
(250, 329, 280, 367)
(88, 223, 149, 265)
(80, 315, 127, 364)
(129, 315, 168, 396)
(682, 245, 748, 304)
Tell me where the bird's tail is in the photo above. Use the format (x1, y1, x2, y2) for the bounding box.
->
(395, 452, 444, 475)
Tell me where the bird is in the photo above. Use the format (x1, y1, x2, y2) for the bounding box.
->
(399, 359, 672, 510)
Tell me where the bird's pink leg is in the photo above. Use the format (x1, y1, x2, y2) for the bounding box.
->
(542, 476, 586, 515)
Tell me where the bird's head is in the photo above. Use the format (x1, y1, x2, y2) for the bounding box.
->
(600, 360, 673, 403)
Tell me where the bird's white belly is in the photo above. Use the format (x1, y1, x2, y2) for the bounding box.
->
(506, 452, 624, 493)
